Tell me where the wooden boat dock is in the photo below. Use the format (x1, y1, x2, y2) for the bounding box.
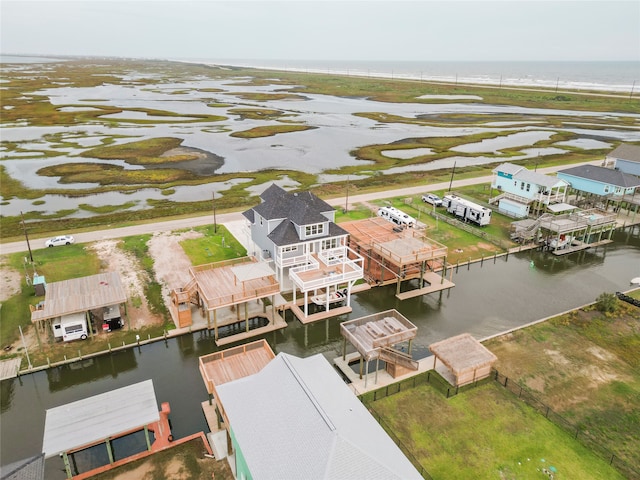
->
(395, 271, 455, 300)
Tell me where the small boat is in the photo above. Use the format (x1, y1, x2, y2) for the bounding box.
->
(631, 277, 640, 286)
(311, 288, 348, 306)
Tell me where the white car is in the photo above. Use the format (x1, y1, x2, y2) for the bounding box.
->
(421, 193, 443, 206)
(45, 235, 75, 247)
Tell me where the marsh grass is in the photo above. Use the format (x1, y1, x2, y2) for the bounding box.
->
(230, 124, 316, 138)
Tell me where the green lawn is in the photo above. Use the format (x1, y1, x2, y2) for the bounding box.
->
(485, 298, 640, 470)
(180, 225, 247, 265)
(370, 382, 625, 480)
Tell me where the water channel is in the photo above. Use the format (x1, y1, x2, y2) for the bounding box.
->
(1, 231, 638, 478)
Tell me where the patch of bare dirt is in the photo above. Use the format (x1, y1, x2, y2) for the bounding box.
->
(89, 240, 162, 329)
(147, 230, 203, 310)
(0, 265, 21, 302)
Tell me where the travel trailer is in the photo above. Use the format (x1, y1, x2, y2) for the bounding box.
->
(442, 195, 492, 226)
(52, 312, 88, 342)
(377, 206, 416, 227)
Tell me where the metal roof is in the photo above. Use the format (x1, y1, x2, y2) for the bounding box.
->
(31, 271, 127, 323)
(216, 353, 422, 480)
(42, 380, 159, 458)
(547, 203, 578, 213)
(494, 162, 567, 188)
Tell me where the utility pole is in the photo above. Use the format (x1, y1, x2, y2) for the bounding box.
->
(344, 176, 350, 213)
(448, 161, 457, 193)
(212, 191, 217, 234)
(631, 80, 636, 100)
(21, 211, 33, 263)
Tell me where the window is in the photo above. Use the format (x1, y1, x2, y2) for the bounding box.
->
(520, 182, 525, 190)
(604, 185, 610, 193)
(526, 183, 531, 192)
(305, 223, 325, 237)
(282, 245, 298, 253)
(322, 238, 339, 250)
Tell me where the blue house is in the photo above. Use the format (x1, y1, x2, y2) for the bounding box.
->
(215, 352, 424, 480)
(490, 163, 569, 218)
(606, 144, 640, 176)
(557, 165, 640, 199)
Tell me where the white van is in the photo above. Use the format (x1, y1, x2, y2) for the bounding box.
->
(52, 312, 88, 342)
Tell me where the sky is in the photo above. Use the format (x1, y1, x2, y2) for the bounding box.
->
(1, 0, 639, 62)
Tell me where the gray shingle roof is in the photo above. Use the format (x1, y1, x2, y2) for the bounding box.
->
(268, 221, 347, 246)
(559, 165, 640, 188)
(608, 144, 640, 163)
(216, 353, 423, 480)
(248, 186, 334, 224)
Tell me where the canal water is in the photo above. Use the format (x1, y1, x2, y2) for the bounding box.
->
(1, 231, 638, 478)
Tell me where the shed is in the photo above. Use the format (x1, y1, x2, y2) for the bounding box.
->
(497, 198, 529, 218)
(429, 333, 497, 387)
(32, 275, 46, 297)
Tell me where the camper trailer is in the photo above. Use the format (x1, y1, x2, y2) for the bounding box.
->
(443, 194, 492, 226)
(377, 206, 416, 227)
(52, 312, 88, 342)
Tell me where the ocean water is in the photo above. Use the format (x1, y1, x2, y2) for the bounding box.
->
(185, 58, 639, 94)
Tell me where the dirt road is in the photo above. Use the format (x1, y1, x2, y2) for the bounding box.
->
(0, 162, 600, 255)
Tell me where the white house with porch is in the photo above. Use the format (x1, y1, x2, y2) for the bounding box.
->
(490, 163, 569, 218)
(242, 185, 364, 320)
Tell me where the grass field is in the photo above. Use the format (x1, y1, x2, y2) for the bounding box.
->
(485, 298, 640, 470)
(370, 382, 625, 480)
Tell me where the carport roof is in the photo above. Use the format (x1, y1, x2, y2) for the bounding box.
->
(30, 271, 127, 323)
(42, 380, 159, 458)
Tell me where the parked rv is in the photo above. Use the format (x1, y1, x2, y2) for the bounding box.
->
(442, 194, 492, 226)
(377, 206, 416, 227)
(52, 312, 88, 342)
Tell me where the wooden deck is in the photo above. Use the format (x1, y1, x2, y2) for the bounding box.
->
(551, 239, 612, 256)
(199, 339, 275, 395)
(290, 304, 353, 324)
(191, 257, 280, 310)
(342, 217, 447, 266)
(0, 357, 22, 380)
(340, 310, 417, 360)
(395, 271, 455, 300)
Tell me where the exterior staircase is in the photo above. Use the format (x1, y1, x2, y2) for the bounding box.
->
(379, 346, 419, 371)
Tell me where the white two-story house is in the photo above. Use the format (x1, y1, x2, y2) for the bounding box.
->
(243, 185, 363, 318)
(491, 163, 569, 218)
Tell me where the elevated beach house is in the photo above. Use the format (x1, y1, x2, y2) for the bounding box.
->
(242, 185, 364, 319)
(605, 143, 640, 176)
(557, 164, 640, 201)
(490, 162, 569, 218)
(214, 351, 424, 480)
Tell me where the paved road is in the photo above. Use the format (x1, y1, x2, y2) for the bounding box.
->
(0, 161, 600, 255)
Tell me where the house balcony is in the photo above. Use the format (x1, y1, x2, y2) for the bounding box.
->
(289, 246, 363, 293)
